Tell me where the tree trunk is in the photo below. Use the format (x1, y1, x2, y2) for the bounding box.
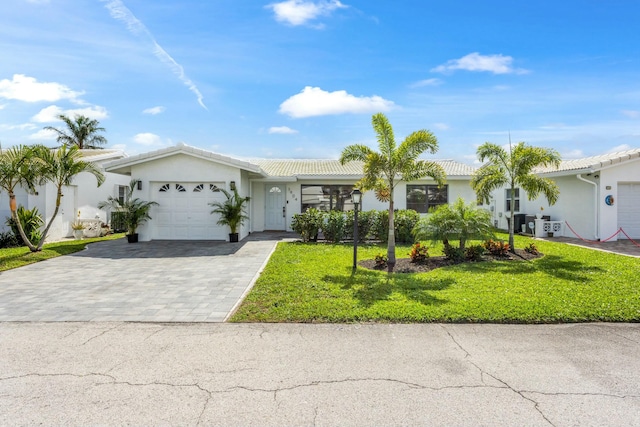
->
(9, 194, 39, 252)
(387, 198, 395, 273)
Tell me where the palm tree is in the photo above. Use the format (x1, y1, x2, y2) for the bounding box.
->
(340, 113, 446, 273)
(0, 144, 46, 251)
(98, 179, 158, 241)
(209, 188, 250, 242)
(471, 141, 561, 252)
(44, 114, 107, 149)
(35, 145, 105, 250)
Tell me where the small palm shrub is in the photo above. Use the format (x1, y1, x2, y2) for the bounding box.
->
(443, 245, 465, 262)
(323, 210, 346, 243)
(483, 239, 510, 256)
(291, 208, 324, 242)
(374, 253, 388, 268)
(524, 242, 540, 255)
(465, 244, 486, 261)
(6, 206, 44, 246)
(0, 231, 19, 248)
(408, 242, 429, 263)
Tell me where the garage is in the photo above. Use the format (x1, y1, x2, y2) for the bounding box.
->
(152, 182, 227, 240)
(618, 183, 640, 239)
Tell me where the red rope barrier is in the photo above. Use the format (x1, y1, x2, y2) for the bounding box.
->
(618, 228, 640, 248)
(564, 221, 621, 243)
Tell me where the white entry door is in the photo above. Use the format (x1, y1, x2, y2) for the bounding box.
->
(265, 184, 286, 230)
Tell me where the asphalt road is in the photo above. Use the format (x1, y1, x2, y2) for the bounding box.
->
(1, 322, 638, 426)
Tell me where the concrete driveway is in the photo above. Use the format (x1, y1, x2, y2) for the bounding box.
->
(0, 233, 292, 322)
(1, 322, 639, 426)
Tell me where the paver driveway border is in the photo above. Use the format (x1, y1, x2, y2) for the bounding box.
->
(0, 232, 296, 322)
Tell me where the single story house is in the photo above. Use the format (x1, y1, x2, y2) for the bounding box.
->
(104, 143, 479, 242)
(0, 149, 131, 242)
(490, 148, 640, 241)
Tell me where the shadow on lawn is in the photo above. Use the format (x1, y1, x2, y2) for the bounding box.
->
(322, 268, 453, 307)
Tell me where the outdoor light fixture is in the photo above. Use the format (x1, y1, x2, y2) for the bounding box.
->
(137, 180, 142, 190)
(351, 188, 362, 271)
(230, 181, 236, 191)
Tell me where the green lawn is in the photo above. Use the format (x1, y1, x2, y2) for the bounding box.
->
(0, 233, 125, 272)
(231, 234, 640, 323)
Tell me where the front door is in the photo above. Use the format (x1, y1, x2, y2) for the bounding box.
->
(265, 184, 286, 230)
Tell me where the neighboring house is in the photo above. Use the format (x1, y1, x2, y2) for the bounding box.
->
(0, 149, 130, 242)
(490, 148, 640, 241)
(104, 143, 479, 242)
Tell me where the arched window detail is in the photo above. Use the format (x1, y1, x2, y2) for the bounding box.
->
(269, 186, 282, 193)
(193, 184, 204, 192)
(210, 184, 220, 192)
(175, 184, 186, 192)
(159, 184, 170, 192)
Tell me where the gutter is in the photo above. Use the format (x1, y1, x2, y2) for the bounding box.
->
(576, 173, 599, 240)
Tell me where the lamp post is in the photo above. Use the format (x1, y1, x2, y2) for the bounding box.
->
(351, 188, 362, 271)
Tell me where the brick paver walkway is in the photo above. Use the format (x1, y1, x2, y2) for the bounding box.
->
(0, 232, 295, 322)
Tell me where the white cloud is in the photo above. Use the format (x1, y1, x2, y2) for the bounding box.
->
(32, 105, 109, 123)
(606, 144, 632, 153)
(409, 78, 442, 88)
(621, 110, 640, 119)
(268, 126, 299, 134)
(0, 123, 36, 131)
(0, 104, 5, 110)
(431, 52, 528, 75)
(561, 149, 585, 159)
(28, 128, 58, 141)
(102, 0, 207, 110)
(433, 123, 450, 131)
(0, 74, 84, 103)
(143, 106, 165, 115)
(133, 132, 162, 146)
(279, 86, 395, 118)
(266, 0, 347, 26)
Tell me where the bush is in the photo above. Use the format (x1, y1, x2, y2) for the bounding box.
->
(0, 231, 19, 249)
(370, 210, 389, 242)
(443, 245, 465, 262)
(395, 209, 420, 243)
(344, 209, 372, 243)
(5, 206, 44, 246)
(291, 208, 324, 242)
(524, 242, 540, 255)
(322, 210, 346, 243)
(465, 244, 486, 261)
(374, 253, 388, 268)
(408, 242, 429, 263)
(483, 239, 510, 256)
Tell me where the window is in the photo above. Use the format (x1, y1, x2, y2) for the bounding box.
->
(175, 184, 186, 192)
(505, 188, 520, 212)
(269, 186, 282, 193)
(406, 185, 448, 213)
(301, 185, 355, 212)
(193, 184, 204, 192)
(117, 185, 128, 204)
(159, 183, 170, 192)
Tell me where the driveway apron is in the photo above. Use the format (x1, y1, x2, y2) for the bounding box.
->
(0, 233, 292, 322)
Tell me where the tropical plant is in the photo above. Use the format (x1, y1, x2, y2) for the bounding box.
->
(408, 242, 429, 263)
(344, 209, 373, 243)
(291, 208, 323, 242)
(322, 210, 346, 243)
(394, 209, 420, 243)
(0, 144, 46, 251)
(6, 206, 44, 246)
(483, 239, 511, 256)
(98, 179, 158, 236)
(339, 113, 446, 272)
(33, 144, 104, 250)
(465, 244, 486, 261)
(413, 197, 494, 251)
(209, 188, 250, 235)
(44, 114, 107, 149)
(471, 141, 561, 252)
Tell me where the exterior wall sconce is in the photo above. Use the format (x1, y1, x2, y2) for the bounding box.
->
(230, 181, 236, 191)
(137, 180, 142, 190)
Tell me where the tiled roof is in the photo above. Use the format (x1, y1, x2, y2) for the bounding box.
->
(251, 159, 476, 177)
(535, 148, 640, 174)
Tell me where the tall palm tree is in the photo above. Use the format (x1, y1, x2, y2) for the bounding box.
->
(44, 114, 107, 149)
(35, 145, 105, 250)
(340, 113, 446, 273)
(471, 141, 561, 252)
(0, 144, 46, 251)
(98, 179, 158, 238)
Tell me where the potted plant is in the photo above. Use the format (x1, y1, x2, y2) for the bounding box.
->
(209, 188, 250, 242)
(536, 206, 544, 219)
(71, 221, 85, 240)
(98, 179, 158, 243)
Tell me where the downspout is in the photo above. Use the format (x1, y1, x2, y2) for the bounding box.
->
(576, 173, 599, 240)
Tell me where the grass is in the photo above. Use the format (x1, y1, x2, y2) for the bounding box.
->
(231, 234, 640, 323)
(0, 233, 125, 272)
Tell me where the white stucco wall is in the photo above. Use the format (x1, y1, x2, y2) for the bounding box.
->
(598, 158, 640, 240)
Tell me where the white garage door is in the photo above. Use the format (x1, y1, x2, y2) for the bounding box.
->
(152, 182, 227, 240)
(618, 183, 640, 239)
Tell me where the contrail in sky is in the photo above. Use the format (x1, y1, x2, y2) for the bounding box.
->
(101, 0, 207, 110)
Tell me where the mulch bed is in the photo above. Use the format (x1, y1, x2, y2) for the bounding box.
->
(359, 249, 543, 274)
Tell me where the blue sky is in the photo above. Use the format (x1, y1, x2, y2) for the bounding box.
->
(1, 0, 639, 164)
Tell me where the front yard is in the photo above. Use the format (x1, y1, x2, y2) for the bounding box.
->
(231, 234, 640, 323)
